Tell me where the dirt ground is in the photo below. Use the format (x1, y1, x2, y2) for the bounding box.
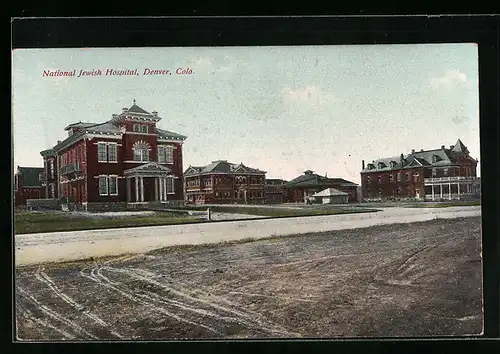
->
(15, 216, 483, 340)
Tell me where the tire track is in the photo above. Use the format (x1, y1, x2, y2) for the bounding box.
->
(79, 264, 222, 336)
(18, 307, 76, 340)
(17, 287, 98, 340)
(104, 265, 299, 337)
(34, 267, 125, 339)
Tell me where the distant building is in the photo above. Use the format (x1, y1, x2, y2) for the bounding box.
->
(312, 188, 349, 204)
(360, 139, 481, 201)
(281, 170, 359, 203)
(14, 166, 45, 206)
(264, 178, 289, 204)
(184, 160, 266, 205)
(39, 101, 187, 210)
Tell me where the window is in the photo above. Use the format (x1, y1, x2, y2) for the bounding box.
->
(432, 168, 437, 177)
(166, 177, 175, 194)
(413, 173, 420, 182)
(444, 168, 448, 176)
(133, 124, 149, 133)
(98, 143, 107, 162)
(405, 173, 410, 181)
(50, 184, 55, 198)
(133, 147, 150, 162)
(109, 176, 118, 195)
(389, 174, 393, 183)
(99, 176, 108, 196)
(366, 176, 371, 184)
(108, 144, 117, 162)
(158, 145, 174, 163)
(49, 160, 54, 179)
(14, 175, 18, 191)
(377, 176, 381, 184)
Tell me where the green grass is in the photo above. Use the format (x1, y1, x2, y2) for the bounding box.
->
(406, 200, 481, 208)
(14, 210, 204, 234)
(184, 205, 378, 217)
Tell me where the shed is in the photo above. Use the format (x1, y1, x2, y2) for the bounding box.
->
(312, 188, 349, 204)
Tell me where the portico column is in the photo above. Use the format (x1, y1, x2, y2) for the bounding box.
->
(126, 177, 131, 202)
(135, 177, 139, 202)
(159, 178, 164, 201)
(155, 178, 159, 201)
(140, 177, 145, 202)
(440, 184, 443, 199)
(431, 184, 435, 201)
(163, 177, 167, 201)
(458, 183, 461, 197)
(448, 182, 451, 200)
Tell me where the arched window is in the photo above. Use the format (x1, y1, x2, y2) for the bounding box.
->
(133, 141, 150, 162)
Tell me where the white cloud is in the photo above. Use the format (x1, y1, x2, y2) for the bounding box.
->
(282, 85, 336, 105)
(430, 70, 468, 90)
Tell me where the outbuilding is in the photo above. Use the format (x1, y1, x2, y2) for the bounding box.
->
(312, 188, 349, 204)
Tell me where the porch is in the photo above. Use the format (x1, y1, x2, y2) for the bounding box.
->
(124, 162, 178, 205)
(423, 176, 481, 201)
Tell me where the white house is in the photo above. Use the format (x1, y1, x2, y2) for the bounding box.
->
(312, 188, 349, 204)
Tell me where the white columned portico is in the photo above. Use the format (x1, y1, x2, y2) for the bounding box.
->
(140, 177, 145, 202)
(135, 177, 139, 202)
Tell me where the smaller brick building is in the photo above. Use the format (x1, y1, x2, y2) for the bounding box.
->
(14, 166, 45, 206)
(282, 170, 359, 203)
(264, 179, 290, 204)
(184, 160, 266, 204)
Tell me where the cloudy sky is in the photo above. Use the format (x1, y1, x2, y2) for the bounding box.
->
(12, 44, 480, 183)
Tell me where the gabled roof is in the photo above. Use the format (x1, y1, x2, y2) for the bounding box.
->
(282, 173, 358, 189)
(451, 139, 470, 154)
(64, 122, 97, 131)
(128, 104, 151, 115)
(361, 139, 472, 173)
(313, 188, 348, 197)
(85, 121, 122, 134)
(184, 160, 266, 176)
(124, 162, 172, 176)
(16, 167, 44, 187)
(156, 128, 187, 141)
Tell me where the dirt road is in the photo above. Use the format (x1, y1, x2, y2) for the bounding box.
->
(15, 216, 482, 340)
(15, 206, 481, 266)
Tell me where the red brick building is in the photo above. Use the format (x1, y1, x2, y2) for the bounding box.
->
(281, 170, 359, 203)
(184, 160, 266, 204)
(264, 178, 291, 204)
(14, 166, 45, 206)
(360, 139, 481, 201)
(39, 101, 187, 210)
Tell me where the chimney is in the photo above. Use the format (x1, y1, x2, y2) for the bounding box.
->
(57, 140, 61, 144)
(441, 145, 445, 150)
(122, 107, 128, 112)
(152, 111, 158, 117)
(400, 153, 404, 161)
(411, 149, 415, 154)
(112, 114, 117, 118)
(362, 160, 365, 170)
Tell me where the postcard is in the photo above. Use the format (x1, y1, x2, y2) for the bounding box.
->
(12, 43, 482, 340)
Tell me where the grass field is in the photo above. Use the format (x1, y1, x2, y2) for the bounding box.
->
(14, 206, 377, 234)
(14, 210, 202, 234)
(185, 205, 377, 217)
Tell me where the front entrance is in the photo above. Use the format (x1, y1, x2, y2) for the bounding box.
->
(124, 162, 175, 204)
